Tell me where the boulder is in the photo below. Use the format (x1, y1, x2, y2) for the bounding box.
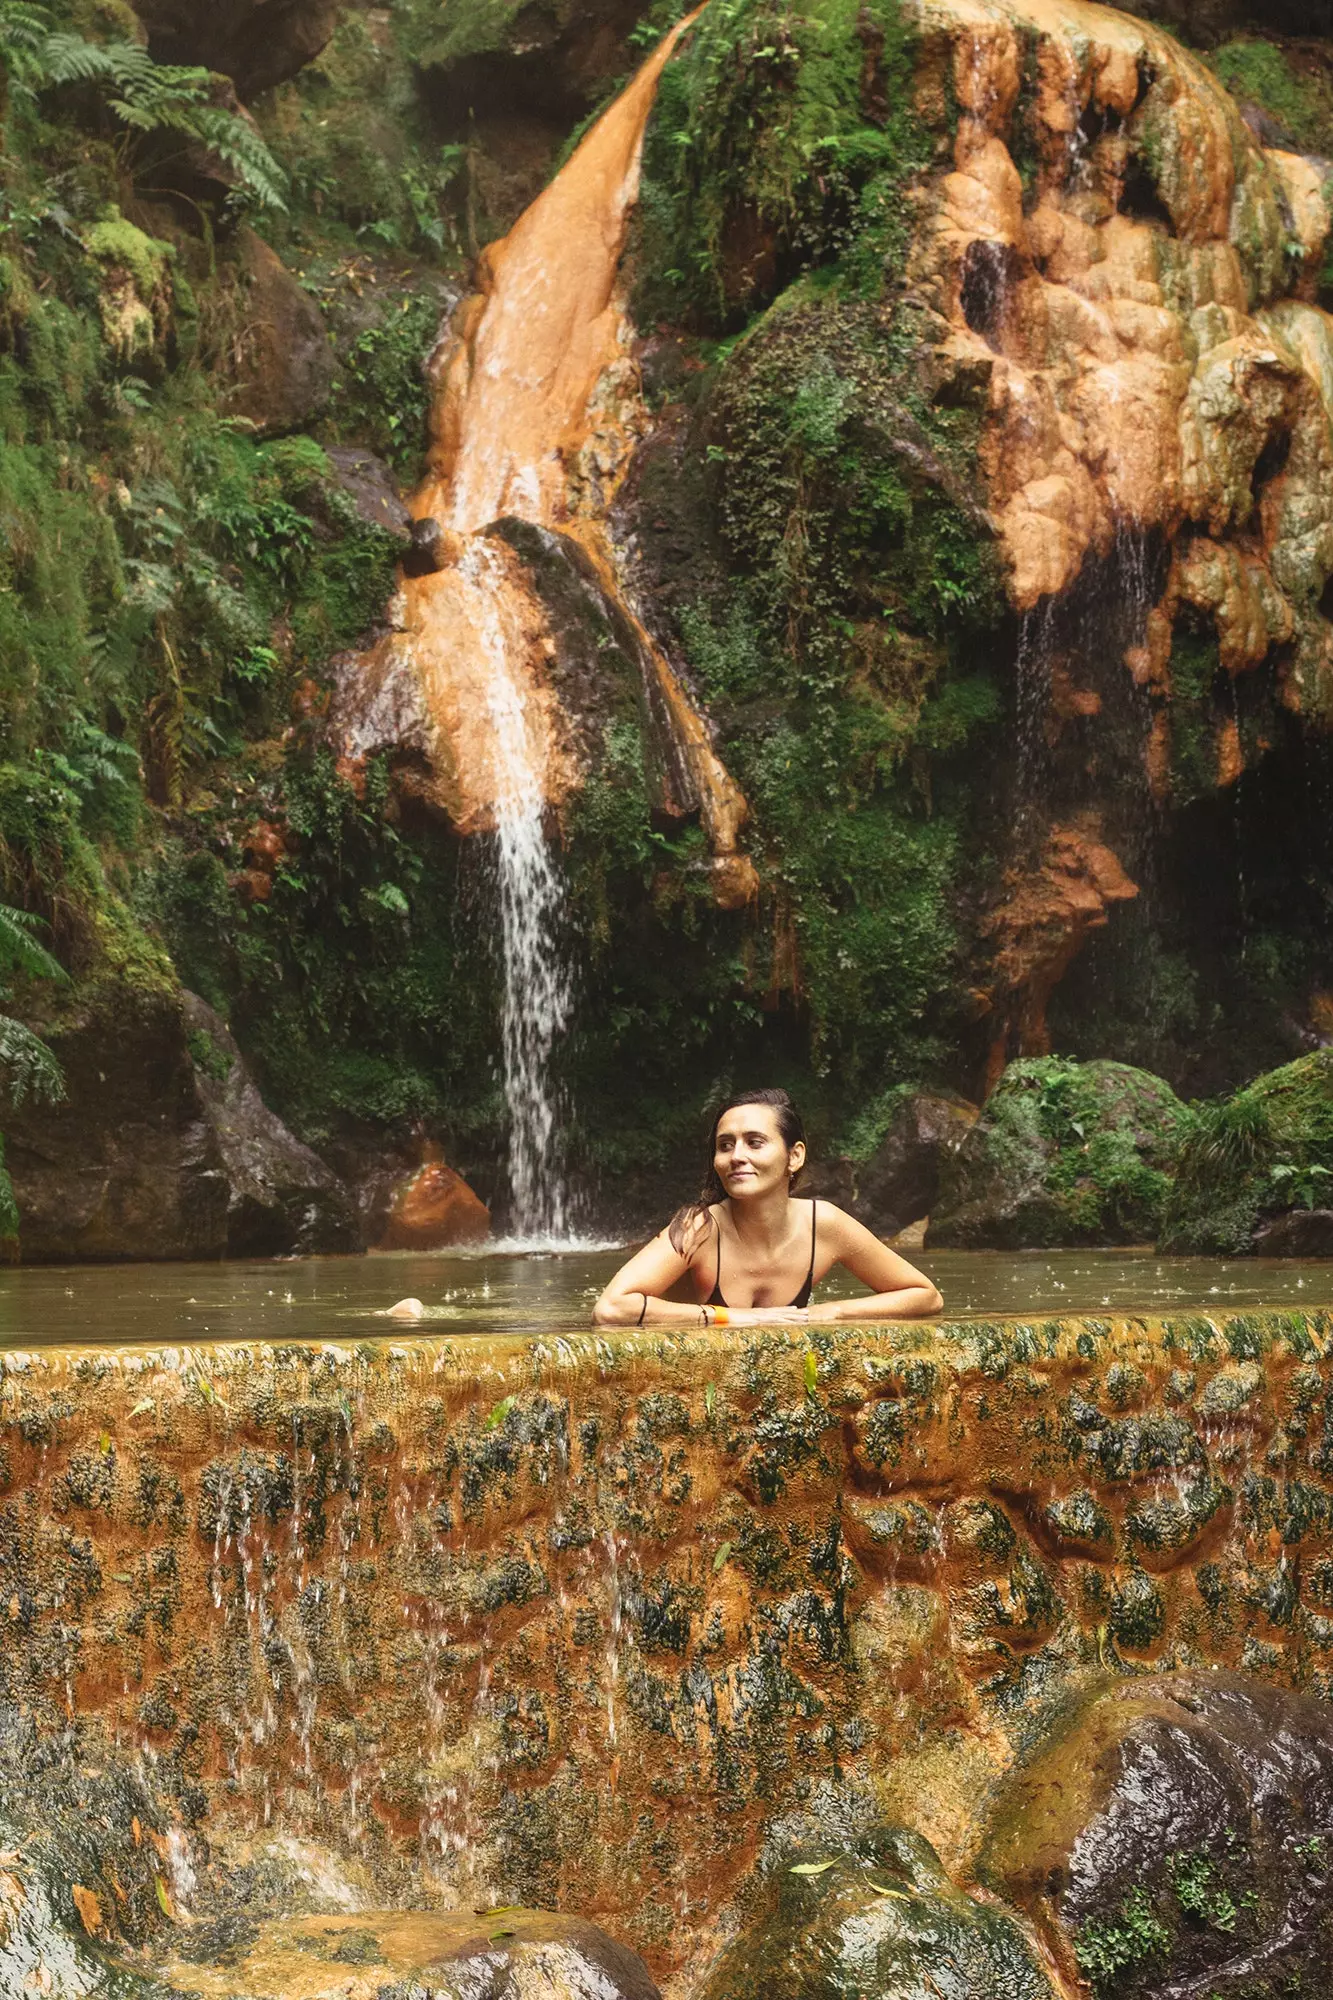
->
(324, 447, 411, 541)
(697, 1818, 1054, 2000)
(2, 962, 230, 1262)
(374, 1151, 490, 1250)
(220, 228, 334, 436)
(852, 1091, 979, 1236)
(149, 1908, 661, 2000)
(979, 1670, 1333, 1998)
(132, 0, 339, 98)
(1254, 1207, 1333, 1256)
(931, 1058, 1190, 1249)
(182, 993, 356, 1256)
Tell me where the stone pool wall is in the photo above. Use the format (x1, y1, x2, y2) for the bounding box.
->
(4, 1311, 1333, 1987)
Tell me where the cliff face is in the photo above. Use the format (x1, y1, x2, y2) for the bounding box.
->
(4, 0, 1333, 1246)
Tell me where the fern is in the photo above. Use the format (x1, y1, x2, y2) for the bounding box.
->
(0, 901, 65, 1115)
(0, 1012, 63, 1104)
(0, 901, 64, 985)
(16, 28, 288, 210)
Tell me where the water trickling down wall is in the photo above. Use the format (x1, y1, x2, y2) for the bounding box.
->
(7, 1312, 1333, 1993)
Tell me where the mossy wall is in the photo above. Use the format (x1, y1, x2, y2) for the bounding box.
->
(5, 1311, 1333, 1981)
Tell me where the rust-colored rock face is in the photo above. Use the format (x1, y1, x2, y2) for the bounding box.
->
(6, 1312, 1333, 1988)
(904, 0, 1333, 1042)
(375, 1155, 491, 1250)
(334, 15, 753, 906)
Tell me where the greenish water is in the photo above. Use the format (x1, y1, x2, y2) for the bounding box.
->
(0, 1246, 1330, 1348)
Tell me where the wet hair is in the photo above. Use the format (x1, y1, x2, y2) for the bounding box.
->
(668, 1088, 807, 1255)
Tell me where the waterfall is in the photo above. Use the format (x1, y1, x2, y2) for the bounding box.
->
(344, 7, 725, 1239)
(467, 541, 572, 1239)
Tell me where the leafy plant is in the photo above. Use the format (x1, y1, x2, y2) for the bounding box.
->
(0, 899, 65, 1237)
(5, 11, 287, 210)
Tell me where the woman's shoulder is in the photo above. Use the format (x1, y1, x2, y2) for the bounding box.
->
(665, 1200, 721, 1261)
(803, 1196, 859, 1236)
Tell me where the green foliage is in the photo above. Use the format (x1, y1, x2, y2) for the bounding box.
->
(257, 11, 463, 259)
(0, 897, 65, 1237)
(1163, 1048, 1333, 1252)
(1209, 40, 1321, 149)
(636, 0, 928, 326)
(1075, 1888, 1171, 1991)
(14, 20, 287, 211)
(327, 290, 441, 469)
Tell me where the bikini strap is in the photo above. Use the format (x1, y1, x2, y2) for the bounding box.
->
(807, 1197, 818, 1288)
(715, 1213, 723, 1295)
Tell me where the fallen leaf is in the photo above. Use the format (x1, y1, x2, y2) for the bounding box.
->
(866, 1882, 911, 1900)
(485, 1395, 516, 1431)
(705, 1383, 716, 1418)
(129, 1398, 154, 1419)
(804, 1350, 818, 1395)
(130, 1818, 142, 1848)
(489, 1928, 516, 1941)
(154, 1874, 174, 1918)
(713, 1540, 732, 1574)
(98, 1431, 112, 1455)
(789, 1860, 837, 1876)
(72, 1885, 102, 1934)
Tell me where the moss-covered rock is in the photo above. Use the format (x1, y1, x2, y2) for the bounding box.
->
(979, 1670, 1333, 1999)
(931, 1058, 1193, 1249)
(1162, 1047, 1333, 1254)
(698, 1818, 1054, 2000)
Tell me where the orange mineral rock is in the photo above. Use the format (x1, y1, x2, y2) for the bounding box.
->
(376, 1152, 490, 1252)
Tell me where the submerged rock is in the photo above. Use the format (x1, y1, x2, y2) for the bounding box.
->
(698, 1822, 1054, 2000)
(149, 1907, 661, 2000)
(931, 1056, 1190, 1248)
(979, 1670, 1333, 1998)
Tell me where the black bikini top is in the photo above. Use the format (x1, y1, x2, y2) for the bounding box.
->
(707, 1199, 818, 1310)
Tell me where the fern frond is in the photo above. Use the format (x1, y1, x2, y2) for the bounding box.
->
(0, 903, 65, 985)
(0, 1012, 64, 1106)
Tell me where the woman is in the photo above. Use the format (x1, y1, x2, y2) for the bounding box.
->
(593, 1088, 942, 1326)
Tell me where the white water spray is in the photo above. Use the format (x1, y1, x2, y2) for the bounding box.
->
(468, 541, 573, 1239)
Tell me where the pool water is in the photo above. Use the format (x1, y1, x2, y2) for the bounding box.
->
(0, 1244, 1330, 1348)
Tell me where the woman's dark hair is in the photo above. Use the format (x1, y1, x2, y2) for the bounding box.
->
(668, 1088, 807, 1254)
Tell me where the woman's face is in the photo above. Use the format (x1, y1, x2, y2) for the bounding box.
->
(713, 1104, 806, 1201)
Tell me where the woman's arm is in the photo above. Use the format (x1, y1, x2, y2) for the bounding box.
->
(806, 1207, 942, 1321)
(593, 1224, 711, 1326)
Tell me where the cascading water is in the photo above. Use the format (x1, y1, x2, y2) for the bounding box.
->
(467, 540, 572, 1238)
(342, 5, 737, 1239)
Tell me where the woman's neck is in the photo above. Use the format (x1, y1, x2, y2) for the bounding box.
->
(725, 1187, 795, 1250)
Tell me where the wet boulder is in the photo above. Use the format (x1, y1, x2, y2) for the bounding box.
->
(851, 1090, 979, 1236)
(325, 447, 412, 542)
(931, 1057, 1190, 1249)
(182, 993, 356, 1255)
(150, 1906, 662, 1999)
(697, 1819, 1054, 2000)
(978, 1669, 1333, 1998)
(374, 1150, 490, 1249)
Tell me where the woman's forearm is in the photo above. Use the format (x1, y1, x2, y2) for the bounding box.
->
(809, 1284, 943, 1322)
(593, 1292, 717, 1328)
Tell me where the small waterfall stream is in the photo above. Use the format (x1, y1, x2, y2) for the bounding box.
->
(468, 540, 572, 1238)
(364, 7, 719, 1238)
